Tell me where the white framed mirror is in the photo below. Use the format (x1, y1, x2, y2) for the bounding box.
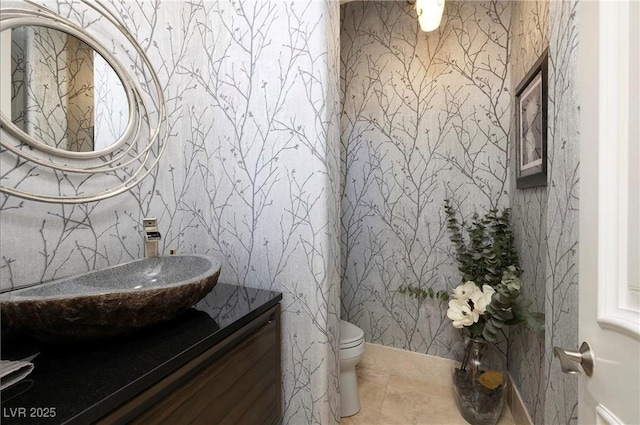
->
(0, 0, 168, 203)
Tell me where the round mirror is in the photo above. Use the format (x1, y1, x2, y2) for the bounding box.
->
(3, 25, 130, 154)
(1, 3, 167, 203)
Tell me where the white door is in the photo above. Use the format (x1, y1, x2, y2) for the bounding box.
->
(575, 1, 640, 424)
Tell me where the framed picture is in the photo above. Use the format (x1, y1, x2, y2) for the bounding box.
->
(515, 50, 548, 189)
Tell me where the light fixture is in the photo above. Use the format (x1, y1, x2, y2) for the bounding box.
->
(415, 0, 445, 32)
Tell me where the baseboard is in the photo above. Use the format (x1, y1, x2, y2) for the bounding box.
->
(506, 373, 534, 425)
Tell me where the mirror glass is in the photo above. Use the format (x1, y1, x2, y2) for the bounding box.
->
(5, 26, 130, 153)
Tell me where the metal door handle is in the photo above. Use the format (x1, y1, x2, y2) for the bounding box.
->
(553, 341, 594, 376)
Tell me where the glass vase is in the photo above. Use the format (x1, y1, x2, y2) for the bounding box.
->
(452, 337, 507, 425)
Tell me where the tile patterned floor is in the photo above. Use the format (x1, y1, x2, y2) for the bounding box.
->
(341, 343, 516, 425)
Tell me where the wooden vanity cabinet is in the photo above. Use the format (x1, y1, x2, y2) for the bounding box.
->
(98, 305, 281, 425)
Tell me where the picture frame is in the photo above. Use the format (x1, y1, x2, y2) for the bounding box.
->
(515, 50, 548, 189)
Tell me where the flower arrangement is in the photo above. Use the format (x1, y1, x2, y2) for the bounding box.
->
(399, 199, 544, 425)
(445, 267, 540, 342)
(447, 281, 494, 329)
(400, 200, 544, 342)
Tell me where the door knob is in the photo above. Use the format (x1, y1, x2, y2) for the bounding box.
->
(553, 341, 594, 377)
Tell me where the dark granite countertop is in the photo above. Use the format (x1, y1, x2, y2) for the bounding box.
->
(0, 283, 282, 425)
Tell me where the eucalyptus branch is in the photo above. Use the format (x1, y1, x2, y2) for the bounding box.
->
(400, 200, 543, 343)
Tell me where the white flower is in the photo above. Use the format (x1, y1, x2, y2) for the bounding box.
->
(471, 284, 496, 315)
(452, 281, 479, 301)
(447, 299, 479, 328)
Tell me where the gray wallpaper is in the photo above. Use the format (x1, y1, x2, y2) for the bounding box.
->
(509, 0, 580, 424)
(508, 1, 549, 423)
(340, 0, 512, 358)
(544, 0, 580, 423)
(0, 1, 341, 424)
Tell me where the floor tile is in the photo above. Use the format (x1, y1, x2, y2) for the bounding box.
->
(377, 375, 468, 425)
(360, 343, 457, 389)
(340, 345, 516, 425)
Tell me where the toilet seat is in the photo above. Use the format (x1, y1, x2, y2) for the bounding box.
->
(341, 336, 364, 350)
(340, 320, 365, 349)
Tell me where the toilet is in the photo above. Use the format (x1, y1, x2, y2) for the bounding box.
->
(340, 320, 366, 417)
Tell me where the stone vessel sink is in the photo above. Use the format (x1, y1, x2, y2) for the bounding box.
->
(0, 255, 221, 340)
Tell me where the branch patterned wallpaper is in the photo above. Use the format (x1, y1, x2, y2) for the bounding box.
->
(543, 1, 580, 423)
(1, 0, 581, 423)
(340, 0, 512, 358)
(508, 1, 549, 423)
(1, 1, 341, 424)
(510, 1, 580, 424)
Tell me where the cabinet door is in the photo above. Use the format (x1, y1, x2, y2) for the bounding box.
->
(133, 316, 280, 425)
(98, 305, 281, 425)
